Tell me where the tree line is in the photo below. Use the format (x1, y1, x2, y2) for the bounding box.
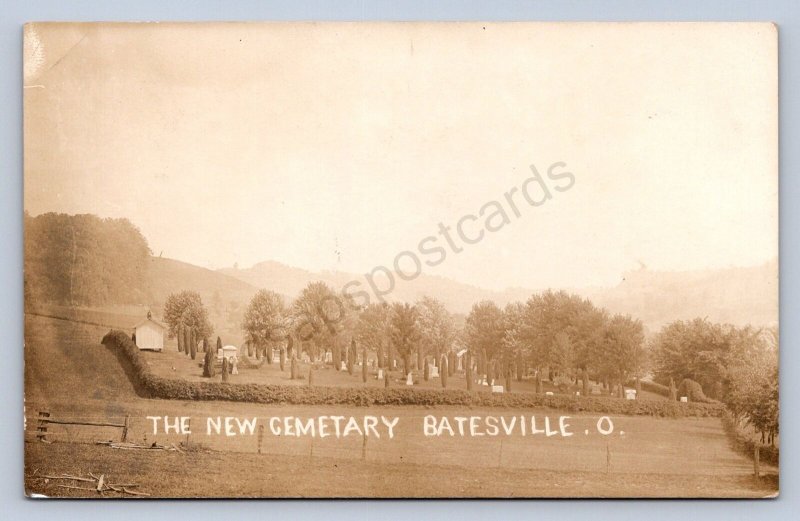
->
(24, 212, 151, 306)
(162, 281, 777, 445)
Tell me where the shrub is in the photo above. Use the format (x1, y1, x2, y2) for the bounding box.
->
(678, 378, 712, 403)
(362, 346, 367, 383)
(628, 379, 671, 398)
(101, 330, 723, 417)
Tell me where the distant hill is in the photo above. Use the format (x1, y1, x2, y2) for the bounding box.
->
(147, 257, 259, 309)
(218, 260, 510, 315)
(30, 253, 777, 339)
(579, 260, 778, 331)
(217, 259, 778, 331)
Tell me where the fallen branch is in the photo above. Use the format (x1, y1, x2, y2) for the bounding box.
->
(122, 487, 151, 496)
(43, 475, 95, 483)
(41, 471, 150, 497)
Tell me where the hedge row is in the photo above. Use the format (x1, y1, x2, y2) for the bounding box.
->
(637, 379, 671, 398)
(721, 412, 779, 466)
(102, 330, 723, 417)
(635, 378, 720, 405)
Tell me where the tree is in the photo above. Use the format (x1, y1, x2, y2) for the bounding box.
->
(362, 344, 368, 383)
(203, 348, 216, 378)
(651, 318, 756, 397)
(519, 290, 605, 382)
(416, 296, 457, 370)
(182, 326, 191, 358)
(389, 302, 418, 376)
(189, 327, 198, 360)
(464, 301, 505, 376)
(594, 314, 646, 392)
(502, 302, 526, 381)
(348, 339, 356, 375)
(163, 291, 213, 349)
(24, 212, 150, 306)
(724, 327, 778, 444)
(292, 282, 357, 363)
(465, 351, 473, 391)
(356, 302, 391, 368)
(177, 324, 185, 353)
(441, 354, 448, 388)
(242, 290, 288, 364)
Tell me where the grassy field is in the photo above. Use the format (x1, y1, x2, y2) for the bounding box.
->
(24, 441, 777, 498)
(23, 313, 778, 498)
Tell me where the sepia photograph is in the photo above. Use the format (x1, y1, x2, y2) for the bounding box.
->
(22, 21, 778, 498)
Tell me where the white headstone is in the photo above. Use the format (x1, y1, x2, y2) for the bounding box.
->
(430, 365, 440, 378)
(340, 361, 347, 371)
(680, 396, 688, 403)
(625, 389, 637, 400)
(377, 369, 384, 380)
(325, 352, 332, 362)
(545, 391, 554, 396)
(576, 391, 581, 397)
(406, 373, 414, 386)
(491, 385, 504, 393)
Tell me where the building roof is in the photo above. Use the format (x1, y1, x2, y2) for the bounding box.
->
(133, 317, 167, 330)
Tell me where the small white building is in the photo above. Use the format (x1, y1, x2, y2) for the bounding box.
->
(133, 316, 166, 351)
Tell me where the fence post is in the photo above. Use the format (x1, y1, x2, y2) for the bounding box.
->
(754, 445, 760, 479)
(497, 438, 504, 468)
(121, 415, 130, 442)
(362, 432, 367, 461)
(36, 411, 50, 441)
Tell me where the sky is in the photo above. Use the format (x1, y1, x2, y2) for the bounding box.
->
(23, 22, 778, 291)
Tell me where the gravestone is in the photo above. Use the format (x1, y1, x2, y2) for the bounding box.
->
(430, 364, 439, 378)
(680, 396, 688, 403)
(377, 369, 384, 380)
(545, 391, 554, 396)
(625, 389, 637, 400)
(491, 385, 504, 393)
(340, 361, 347, 371)
(406, 373, 414, 386)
